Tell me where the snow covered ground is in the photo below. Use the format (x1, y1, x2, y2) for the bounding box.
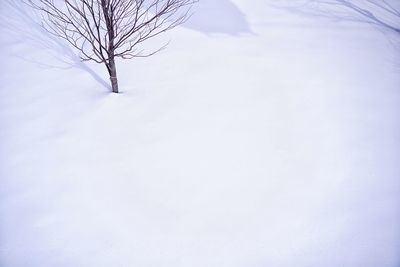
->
(1, 1, 400, 266)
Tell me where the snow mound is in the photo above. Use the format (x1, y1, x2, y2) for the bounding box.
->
(1, 1, 400, 267)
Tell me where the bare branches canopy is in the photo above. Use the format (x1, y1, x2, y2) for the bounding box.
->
(26, 0, 197, 93)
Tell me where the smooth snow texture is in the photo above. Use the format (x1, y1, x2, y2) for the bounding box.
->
(1, 1, 400, 267)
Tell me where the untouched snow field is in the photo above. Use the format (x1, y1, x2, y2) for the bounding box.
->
(1, 1, 400, 266)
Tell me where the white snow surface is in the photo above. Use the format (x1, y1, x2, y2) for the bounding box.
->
(1, 1, 400, 266)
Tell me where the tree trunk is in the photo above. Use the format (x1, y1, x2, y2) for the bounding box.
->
(109, 57, 119, 93)
(101, 0, 118, 93)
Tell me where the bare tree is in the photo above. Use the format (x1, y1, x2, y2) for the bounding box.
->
(25, 0, 196, 93)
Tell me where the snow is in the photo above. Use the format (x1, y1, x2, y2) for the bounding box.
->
(1, 1, 400, 266)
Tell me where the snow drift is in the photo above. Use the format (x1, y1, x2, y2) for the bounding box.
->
(0, 0, 399, 266)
